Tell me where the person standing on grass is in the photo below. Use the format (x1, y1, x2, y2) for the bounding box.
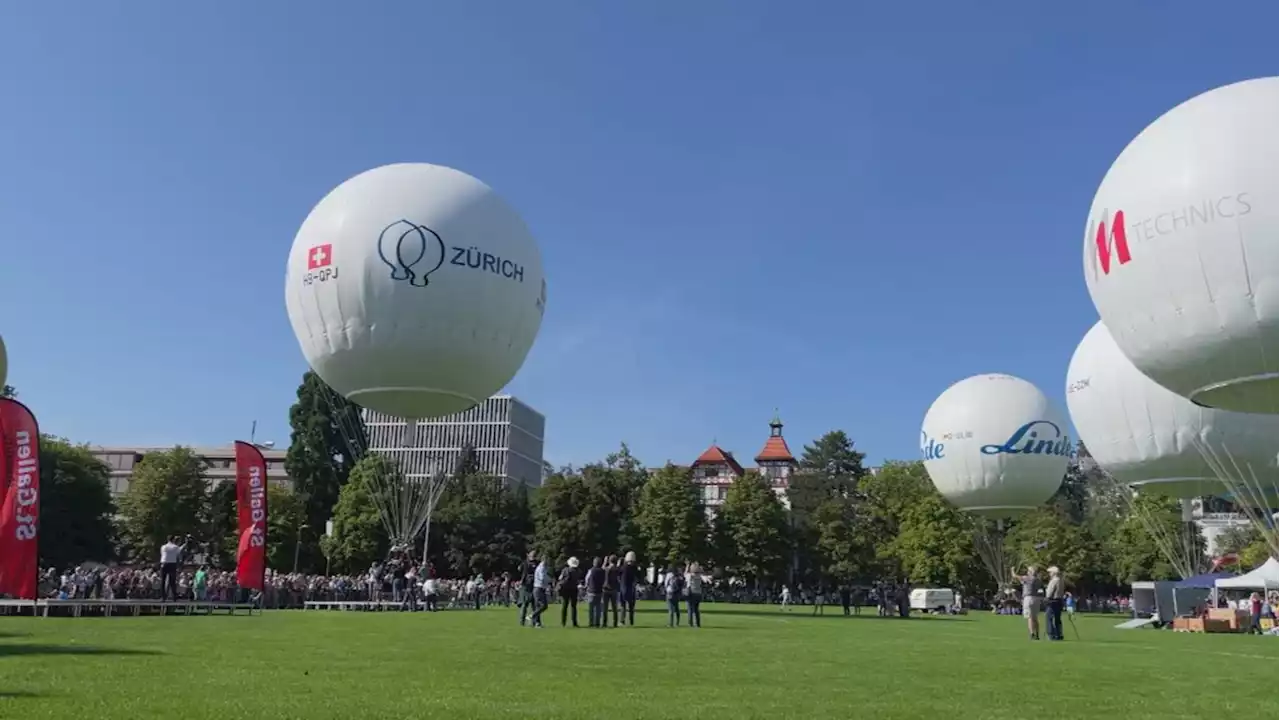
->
(558, 557, 582, 628)
(1044, 566, 1066, 641)
(602, 555, 620, 628)
(780, 585, 792, 611)
(620, 551, 640, 626)
(518, 551, 537, 626)
(664, 565, 685, 627)
(584, 557, 606, 628)
(813, 584, 827, 616)
(530, 556, 550, 628)
(685, 563, 704, 628)
(1248, 592, 1264, 635)
(1012, 565, 1043, 640)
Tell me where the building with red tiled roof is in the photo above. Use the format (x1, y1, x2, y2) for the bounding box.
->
(687, 413, 798, 513)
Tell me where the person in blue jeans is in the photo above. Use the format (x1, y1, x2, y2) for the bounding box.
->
(685, 563, 704, 628)
(664, 566, 685, 627)
(620, 551, 640, 626)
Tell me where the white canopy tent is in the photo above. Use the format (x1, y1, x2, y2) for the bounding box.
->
(1215, 557, 1280, 591)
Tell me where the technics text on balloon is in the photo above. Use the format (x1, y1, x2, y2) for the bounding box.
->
(1088, 192, 1254, 278)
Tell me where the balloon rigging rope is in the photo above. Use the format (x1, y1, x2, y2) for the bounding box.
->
(316, 384, 453, 554)
(1194, 438, 1280, 559)
(1096, 468, 1196, 579)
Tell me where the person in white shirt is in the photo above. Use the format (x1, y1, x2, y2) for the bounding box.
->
(159, 535, 188, 601)
(780, 585, 792, 611)
(422, 575, 440, 612)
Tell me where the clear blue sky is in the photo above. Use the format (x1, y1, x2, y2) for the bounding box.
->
(1, 2, 1274, 469)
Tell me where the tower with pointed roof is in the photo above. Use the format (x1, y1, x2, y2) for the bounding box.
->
(755, 412, 797, 498)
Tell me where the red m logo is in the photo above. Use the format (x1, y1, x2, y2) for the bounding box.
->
(1093, 210, 1131, 276)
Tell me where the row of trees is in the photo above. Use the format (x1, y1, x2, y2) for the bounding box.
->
(9, 377, 1274, 594)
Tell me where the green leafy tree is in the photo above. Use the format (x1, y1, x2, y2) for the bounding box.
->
(1, 384, 15, 398)
(285, 370, 365, 572)
(265, 484, 309, 571)
(1209, 525, 1272, 570)
(857, 460, 935, 579)
(636, 464, 705, 569)
(1106, 494, 1190, 583)
(788, 431, 869, 584)
(891, 492, 985, 590)
(714, 471, 790, 586)
(812, 497, 872, 583)
(38, 437, 117, 569)
(117, 447, 209, 562)
(533, 444, 648, 564)
(430, 472, 532, 578)
(1006, 507, 1110, 594)
(531, 469, 594, 562)
(206, 482, 239, 569)
(320, 454, 389, 573)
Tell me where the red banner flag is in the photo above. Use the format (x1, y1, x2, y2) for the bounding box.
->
(234, 441, 268, 592)
(0, 398, 40, 600)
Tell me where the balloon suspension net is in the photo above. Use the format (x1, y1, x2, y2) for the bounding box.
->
(971, 518, 1007, 592)
(321, 385, 452, 561)
(1192, 437, 1280, 560)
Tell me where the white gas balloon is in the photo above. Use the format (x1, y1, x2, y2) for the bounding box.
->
(285, 163, 547, 420)
(921, 374, 1072, 517)
(1066, 321, 1277, 499)
(1083, 77, 1279, 414)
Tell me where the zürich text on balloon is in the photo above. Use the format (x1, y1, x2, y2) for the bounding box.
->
(980, 421, 1074, 458)
(1088, 192, 1254, 280)
(449, 246, 525, 283)
(920, 431, 945, 461)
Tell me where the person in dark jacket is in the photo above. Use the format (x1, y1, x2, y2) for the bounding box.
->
(584, 557, 606, 628)
(557, 557, 582, 627)
(620, 551, 640, 626)
(518, 551, 537, 626)
(603, 555, 621, 627)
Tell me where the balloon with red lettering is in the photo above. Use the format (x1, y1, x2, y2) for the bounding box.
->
(921, 374, 1072, 518)
(1082, 77, 1279, 414)
(1066, 321, 1277, 499)
(285, 163, 547, 420)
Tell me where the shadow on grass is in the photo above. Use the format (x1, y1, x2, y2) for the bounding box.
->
(0, 644, 164, 658)
(633, 606, 972, 622)
(0, 632, 31, 639)
(0, 691, 43, 698)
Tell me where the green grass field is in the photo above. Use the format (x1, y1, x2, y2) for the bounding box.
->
(1, 604, 1275, 719)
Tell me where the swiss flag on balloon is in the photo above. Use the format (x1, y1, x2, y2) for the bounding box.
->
(307, 244, 333, 270)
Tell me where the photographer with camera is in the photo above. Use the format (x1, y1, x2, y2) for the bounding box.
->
(159, 534, 192, 602)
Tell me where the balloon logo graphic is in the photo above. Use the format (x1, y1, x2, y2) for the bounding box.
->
(377, 219, 445, 287)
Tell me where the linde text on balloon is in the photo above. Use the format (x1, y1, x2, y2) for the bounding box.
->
(920, 431, 946, 460)
(1087, 192, 1254, 280)
(979, 420, 1075, 458)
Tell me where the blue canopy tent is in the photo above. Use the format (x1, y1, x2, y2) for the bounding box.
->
(1175, 572, 1236, 589)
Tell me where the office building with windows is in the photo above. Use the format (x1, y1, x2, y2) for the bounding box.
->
(363, 395, 546, 487)
(91, 445, 292, 498)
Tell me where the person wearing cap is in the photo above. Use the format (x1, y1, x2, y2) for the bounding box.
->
(1044, 566, 1066, 641)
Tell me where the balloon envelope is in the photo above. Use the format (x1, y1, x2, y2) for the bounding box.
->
(1083, 77, 1279, 414)
(285, 163, 547, 419)
(1066, 321, 1277, 499)
(921, 374, 1072, 518)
